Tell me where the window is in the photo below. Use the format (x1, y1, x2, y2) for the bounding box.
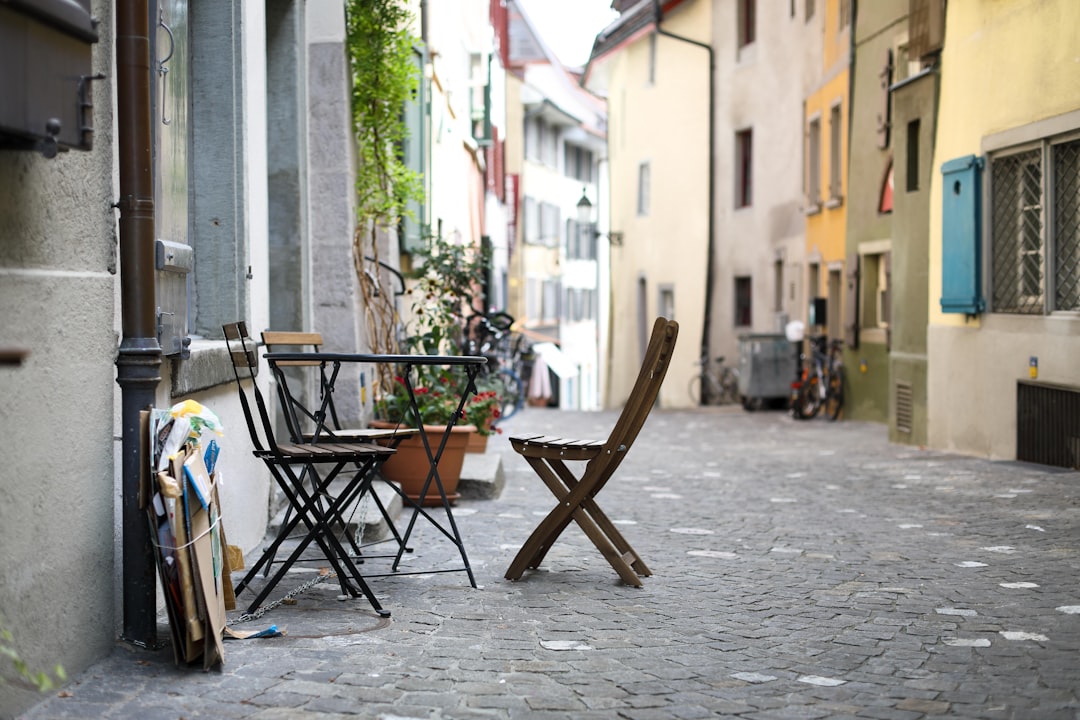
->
(523, 195, 539, 243)
(565, 220, 597, 260)
(736, 129, 753, 208)
(807, 117, 821, 209)
(806, 0, 815, 21)
(738, 0, 756, 48)
(648, 32, 657, 85)
(564, 144, 594, 183)
(734, 276, 752, 327)
(637, 161, 651, 216)
(524, 117, 540, 161)
(828, 104, 842, 203)
(906, 119, 920, 192)
(658, 285, 675, 321)
(565, 288, 597, 322)
(839, 0, 851, 28)
(861, 251, 891, 333)
(990, 135, 1080, 314)
(540, 118, 558, 167)
(542, 279, 561, 323)
(539, 202, 561, 247)
(773, 259, 784, 312)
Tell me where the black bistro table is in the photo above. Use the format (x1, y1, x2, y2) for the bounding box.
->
(263, 351, 487, 589)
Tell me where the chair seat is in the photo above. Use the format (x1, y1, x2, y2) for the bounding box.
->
(301, 428, 416, 443)
(509, 434, 606, 461)
(257, 442, 395, 462)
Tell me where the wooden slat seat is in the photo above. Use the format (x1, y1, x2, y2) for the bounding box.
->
(505, 317, 679, 587)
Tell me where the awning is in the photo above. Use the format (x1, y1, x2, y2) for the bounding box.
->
(532, 342, 579, 378)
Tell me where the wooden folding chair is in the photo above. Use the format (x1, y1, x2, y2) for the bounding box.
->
(223, 322, 396, 617)
(505, 317, 679, 586)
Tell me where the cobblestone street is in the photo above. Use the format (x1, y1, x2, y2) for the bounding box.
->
(20, 407, 1080, 719)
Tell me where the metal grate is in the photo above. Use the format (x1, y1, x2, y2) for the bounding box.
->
(991, 149, 1044, 314)
(1017, 381, 1080, 470)
(894, 381, 913, 434)
(1054, 139, 1080, 311)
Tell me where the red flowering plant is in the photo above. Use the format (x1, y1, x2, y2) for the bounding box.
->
(374, 372, 463, 429)
(463, 383, 503, 436)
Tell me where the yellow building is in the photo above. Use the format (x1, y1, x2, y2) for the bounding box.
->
(803, 0, 850, 348)
(928, 0, 1080, 464)
(585, 0, 711, 408)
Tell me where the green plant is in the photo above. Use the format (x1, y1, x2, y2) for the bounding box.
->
(1, 621, 65, 692)
(345, 0, 424, 392)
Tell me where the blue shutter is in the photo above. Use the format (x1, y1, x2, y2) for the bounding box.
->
(940, 155, 986, 314)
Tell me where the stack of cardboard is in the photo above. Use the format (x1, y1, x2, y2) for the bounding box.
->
(142, 405, 235, 669)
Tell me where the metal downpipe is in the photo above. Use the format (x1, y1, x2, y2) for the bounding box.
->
(116, 0, 162, 646)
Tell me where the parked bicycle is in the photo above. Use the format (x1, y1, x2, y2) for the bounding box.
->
(791, 336, 844, 421)
(461, 311, 527, 422)
(688, 354, 741, 406)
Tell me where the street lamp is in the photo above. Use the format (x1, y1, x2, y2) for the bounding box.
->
(576, 187, 623, 246)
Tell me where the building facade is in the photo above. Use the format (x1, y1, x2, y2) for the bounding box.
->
(927, 0, 1080, 462)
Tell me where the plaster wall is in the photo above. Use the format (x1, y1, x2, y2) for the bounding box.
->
(0, 2, 118, 713)
(711, 0, 817, 375)
(606, 0, 709, 410)
(927, 0, 1080, 458)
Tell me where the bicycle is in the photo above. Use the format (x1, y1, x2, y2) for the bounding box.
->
(688, 354, 741, 406)
(461, 311, 526, 422)
(791, 336, 844, 421)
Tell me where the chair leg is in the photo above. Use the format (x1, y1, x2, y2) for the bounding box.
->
(505, 458, 646, 587)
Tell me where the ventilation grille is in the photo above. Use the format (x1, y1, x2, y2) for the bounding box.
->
(894, 381, 913, 434)
(1017, 380, 1080, 470)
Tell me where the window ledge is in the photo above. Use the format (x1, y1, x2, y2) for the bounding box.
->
(825, 195, 844, 209)
(804, 202, 822, 216)
(170, 338, 240, 397)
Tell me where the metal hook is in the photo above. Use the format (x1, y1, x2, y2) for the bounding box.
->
(158, 10, 174, 125)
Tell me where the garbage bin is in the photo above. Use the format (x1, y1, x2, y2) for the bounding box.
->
(737, 333, 797, 410)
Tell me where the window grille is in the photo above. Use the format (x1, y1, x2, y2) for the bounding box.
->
(1053, 140, 1080, 311)
(990, 137, 1080, 314)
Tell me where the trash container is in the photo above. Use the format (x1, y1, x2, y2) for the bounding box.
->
(737, 333, 797, 409)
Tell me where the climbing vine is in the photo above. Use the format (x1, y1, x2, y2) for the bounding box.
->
(345, 0, 424, 394)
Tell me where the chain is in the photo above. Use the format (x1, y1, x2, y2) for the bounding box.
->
(231, 572, 335, 624)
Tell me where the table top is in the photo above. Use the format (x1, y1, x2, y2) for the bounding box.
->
(265, 351, 487, 367)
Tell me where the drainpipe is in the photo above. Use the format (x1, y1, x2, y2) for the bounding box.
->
(116, 0, 161, 647)
(652, 1, 715, 390)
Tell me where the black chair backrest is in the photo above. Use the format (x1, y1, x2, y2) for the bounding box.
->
(223, 321, 279, 454)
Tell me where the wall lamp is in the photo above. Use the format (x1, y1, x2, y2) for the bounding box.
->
(576, 188, 624, 246)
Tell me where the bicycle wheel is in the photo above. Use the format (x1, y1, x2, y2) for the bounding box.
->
(793, 375, 822, 419)
(688, 374, 704, 405)
(494, 368, 523, 422)
(718, 370, 740, 404)
(824, 365, 845, 421)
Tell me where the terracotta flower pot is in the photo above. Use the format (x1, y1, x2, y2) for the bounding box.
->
(465, 431, 489, 454)
(371, 421, 475, 506)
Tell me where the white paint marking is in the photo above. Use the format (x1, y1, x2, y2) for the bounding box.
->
(770, 497, 798, 503)
(999, 582, 1039, 589)
(944, 638, 991, 647)
(981, 546, 1016, 554)
(798, 675, 846, 687)
(898, 524, 923, 529)
(688, 550, 738, 559)
(651, 492, 683, 499)
(540, 640, 592, 651)
(955, 561, 988, 568)
(937, 608, 977, 617)
(770, 547, 802, 554)
(892, 484, 908, 489)
(1055, 605, 1080, 614)
(670, 527, 715, 535)
(731, 671, 777, 683)
(1026, 524, 1045, 532)
(999, 631, 1048, 642)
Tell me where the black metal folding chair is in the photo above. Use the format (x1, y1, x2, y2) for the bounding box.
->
(260, 330, 417, 560)
(223, 322, 395, 617)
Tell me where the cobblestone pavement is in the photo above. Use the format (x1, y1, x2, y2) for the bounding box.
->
(19, 407, 1080, 720)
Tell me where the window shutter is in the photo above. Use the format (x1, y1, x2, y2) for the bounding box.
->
(940, 155, 985, 314)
